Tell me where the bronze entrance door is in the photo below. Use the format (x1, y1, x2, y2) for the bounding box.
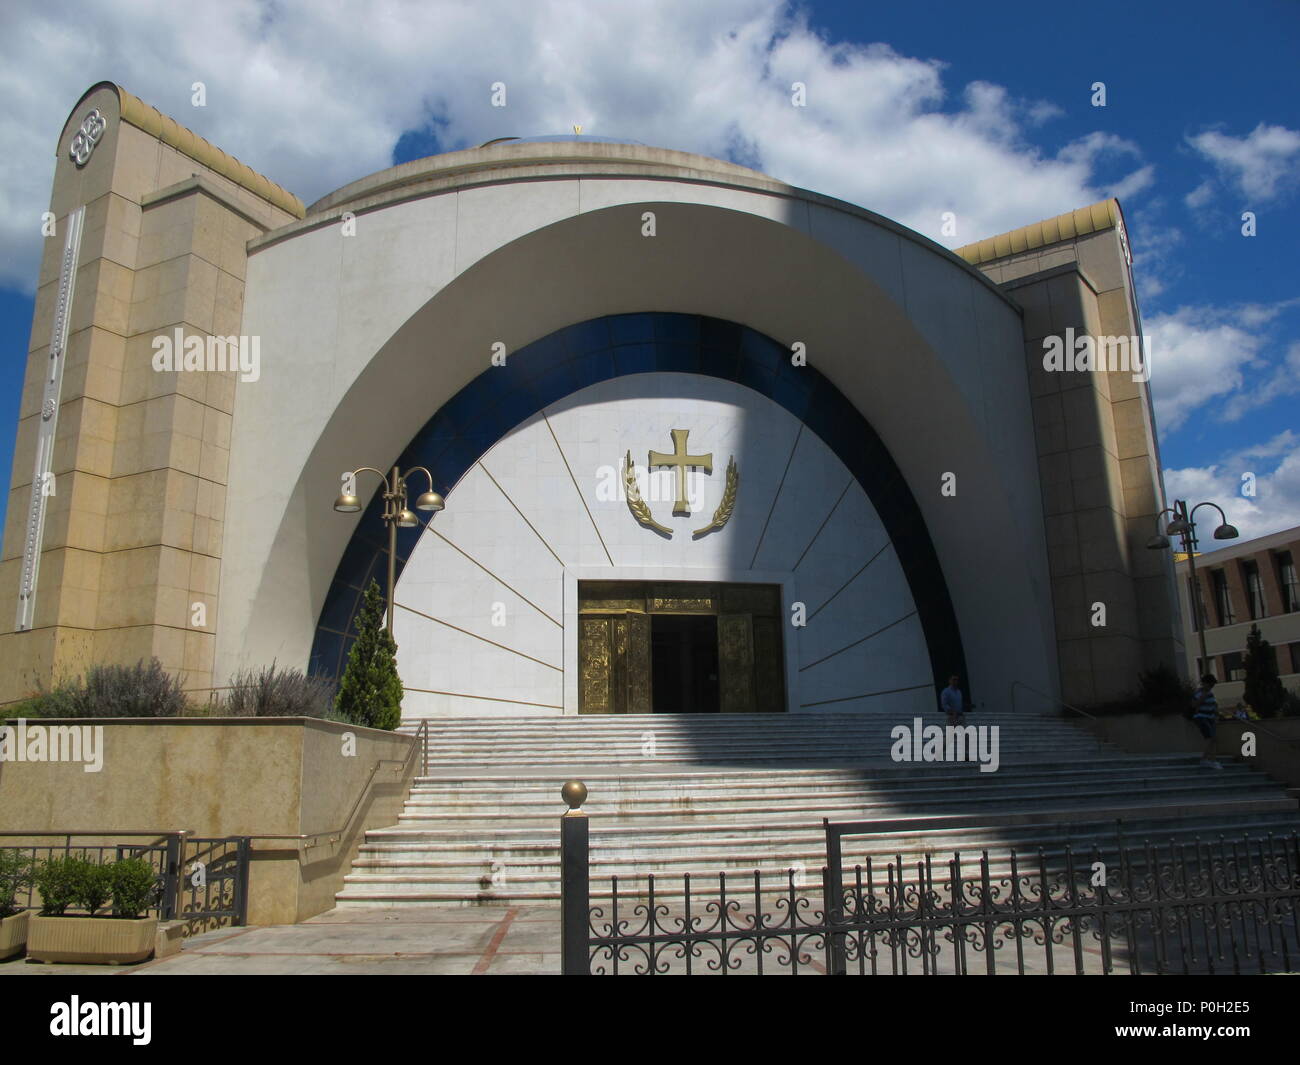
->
(577, 581, 785, 714)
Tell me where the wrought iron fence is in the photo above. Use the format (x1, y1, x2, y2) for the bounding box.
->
(2, 838, 174, 918)
(560, 803, 1300, 974)
(174, 836, 250, 933)
(0, 831, 249, 932)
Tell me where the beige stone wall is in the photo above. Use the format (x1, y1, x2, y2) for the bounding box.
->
(972, 219, 1182, 705)
(1078, 712, 1300, 791)
(0, 718, 416, 925)
(0, 85, 300, 703)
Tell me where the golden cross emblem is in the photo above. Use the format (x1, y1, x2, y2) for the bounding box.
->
(649, 429, 712, 516)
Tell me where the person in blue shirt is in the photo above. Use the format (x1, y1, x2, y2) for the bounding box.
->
(941, 675, 964, 725)
(1190, 673, 1222, 769)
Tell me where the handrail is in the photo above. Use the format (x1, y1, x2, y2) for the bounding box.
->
(0, 830, 190, 839)
(1009, 679, 1098, 722)
(1012, 678, 1300, 760)
(245, 722, 427, 848)
(1219, 716, 1300, 756)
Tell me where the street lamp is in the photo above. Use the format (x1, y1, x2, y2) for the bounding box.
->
(1147, 498, 1239, 672)
(334, 465, 444, 634)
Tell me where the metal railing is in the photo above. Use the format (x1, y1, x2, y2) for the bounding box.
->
(245, 720, 425, 849)
(0, 831, 249, 930)
(560, 789, 1300, 975)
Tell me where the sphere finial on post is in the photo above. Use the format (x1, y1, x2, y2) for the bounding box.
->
(561, 780, 587, 812)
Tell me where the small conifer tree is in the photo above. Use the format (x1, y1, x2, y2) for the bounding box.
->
(334, 580, 403, 730)
(1243, 623, 1286, 718)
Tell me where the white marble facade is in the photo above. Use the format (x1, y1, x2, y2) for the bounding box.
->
(393, 373, 931, 717)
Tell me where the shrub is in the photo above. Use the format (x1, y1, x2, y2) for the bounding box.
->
(34, 855, 89, 915)
(334, 580, 404, 730)
(223, 663, 339, 719)
(1243, 624, 1287, 718)
(13, 660, 190, 719)
(1137, 662, 1192, 708)
(77, 862, 114, 916)
(75, 659, 190, 718)
(0, 851, 34, 919)
(6, 684, 81, 719)
(109, 859, 159, 919)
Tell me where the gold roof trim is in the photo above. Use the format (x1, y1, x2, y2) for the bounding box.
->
(115, 86, 305, 219)
(955, 198, 1119, 266)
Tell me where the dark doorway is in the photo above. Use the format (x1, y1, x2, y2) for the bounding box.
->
(651, 614, 719, 713)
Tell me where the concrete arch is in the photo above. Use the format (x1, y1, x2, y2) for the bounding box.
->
(218, 197, 1055, 709)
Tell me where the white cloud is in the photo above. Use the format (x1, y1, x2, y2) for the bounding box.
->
(1184, 180, 1213, 209)
(0, 0, 1152, 292)
(1146, 305, 1264, 432)
(1164, 431, 1300, 546)
(1219, 341, 1300, 421)
(1187, 122, 1300, 202)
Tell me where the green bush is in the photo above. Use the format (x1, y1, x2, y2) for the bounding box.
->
(223, 662, 339, 719)
(11, 659, 190, 719)
(0, 851, 34, 919)
(34, 855, 89, 915)
(76, 659, 190, 718)
(334, 580, 404, 730)
(1137, 662, 1193, 708)
(110, 859, 159, 919)
(6, 685, 81, 719)
(1086, 662, 1194, 717)
(1243, 624, 1287, 718)
(73, 860, 114, 916)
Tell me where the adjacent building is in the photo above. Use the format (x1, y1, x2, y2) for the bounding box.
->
(1175, 524, 1300, 703)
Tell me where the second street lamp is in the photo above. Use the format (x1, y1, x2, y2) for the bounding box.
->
(1147, 497, 1239, 673)
(334, 465, 444, 635)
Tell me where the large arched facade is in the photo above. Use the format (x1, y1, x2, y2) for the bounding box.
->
(214, 144, 1060, 716)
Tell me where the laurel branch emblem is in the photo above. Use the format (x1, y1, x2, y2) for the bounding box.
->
(693, 456, 738, 538)
(623, 450, 738, 539)
(624, 450, 673, 536)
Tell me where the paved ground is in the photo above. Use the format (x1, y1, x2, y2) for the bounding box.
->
(0, 906, 561, 976)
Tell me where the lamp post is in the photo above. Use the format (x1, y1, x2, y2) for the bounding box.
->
(1147, 498, 1239, 674)
(333, 465, 444, 635)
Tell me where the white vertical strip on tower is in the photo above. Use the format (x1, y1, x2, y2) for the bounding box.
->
(16, 206, 84, 631)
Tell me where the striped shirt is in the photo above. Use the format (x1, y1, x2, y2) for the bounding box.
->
(1192, 687, 1218, 719)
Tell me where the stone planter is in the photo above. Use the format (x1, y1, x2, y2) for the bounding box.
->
(27, 914, 158, 965)
(0, 910, 31, 960)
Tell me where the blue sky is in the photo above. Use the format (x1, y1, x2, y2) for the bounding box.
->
(1, 0, 1297, 547)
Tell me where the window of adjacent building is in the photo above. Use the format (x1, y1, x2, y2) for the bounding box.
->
(1287, 643, 1300, 676)
(1221, 651, 1245, 682)
(1212, 568, 1235, 626)
(1279, 551, 1300, 612)
(1242, 560, 1267, 619)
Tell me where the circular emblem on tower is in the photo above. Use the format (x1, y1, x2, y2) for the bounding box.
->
(69, 109, 107, 167)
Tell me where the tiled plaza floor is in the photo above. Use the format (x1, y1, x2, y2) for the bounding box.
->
(0, 906, 561, 976)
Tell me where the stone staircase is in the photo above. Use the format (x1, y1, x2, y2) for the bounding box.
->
(335, 712, 1300, 907)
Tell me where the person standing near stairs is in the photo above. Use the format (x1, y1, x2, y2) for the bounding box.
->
(1191, 674, 1222, 769)
(941, 675, 965, 726)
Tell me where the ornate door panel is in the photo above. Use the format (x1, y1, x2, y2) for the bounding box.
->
(718, 613, 755, 714)
(752, 615, 785, 713)
(579, 617, 613, 714)
(613, 612, 652, 715)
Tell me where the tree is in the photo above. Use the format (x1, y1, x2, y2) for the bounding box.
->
(1243, 623, 1286, 718)
(334, 580, 404, 730)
